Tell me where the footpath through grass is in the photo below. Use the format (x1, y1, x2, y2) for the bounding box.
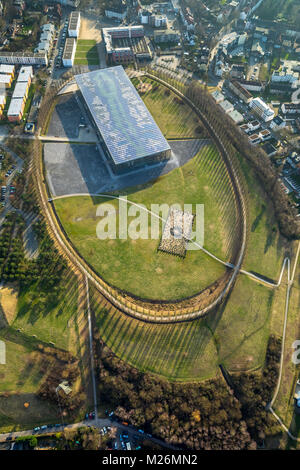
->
(0, 271, 87, 431)
(12, 276, 78, 351)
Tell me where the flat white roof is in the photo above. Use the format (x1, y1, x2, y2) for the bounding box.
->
(41, 23, 54, 33)
(7, 98, 24, 116)
(102, 25, 145, 54)
(0, 95, 6, 106)
(40, 31, 52, 41)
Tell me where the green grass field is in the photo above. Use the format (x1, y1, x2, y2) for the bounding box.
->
(91, 274, 275, 381)
(54, 144, 239, 300)
(132, 77, 204, 139)
(22, 83, 36, 121)
(74, 39, 99, 66)
(267, 251, 300, 446)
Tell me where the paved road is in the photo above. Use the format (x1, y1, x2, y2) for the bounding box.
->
(23, 213, 39, 259)
(39, 134, 98, 144)
(0, 145, 39, 256)
(292, 87, 300, 104)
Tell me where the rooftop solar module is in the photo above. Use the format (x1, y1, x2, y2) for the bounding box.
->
(75, 66, 171, 166)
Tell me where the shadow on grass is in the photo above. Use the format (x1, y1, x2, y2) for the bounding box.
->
(14, 269, 78, 348)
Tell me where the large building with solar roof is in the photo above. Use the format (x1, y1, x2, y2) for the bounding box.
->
(75, 66, 171, 173)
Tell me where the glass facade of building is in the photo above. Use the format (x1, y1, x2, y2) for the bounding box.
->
(75, 66, 171, 172)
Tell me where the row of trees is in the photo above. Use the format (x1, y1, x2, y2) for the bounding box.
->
(95, 337, 254, 450)
(5, 138, 32, 162)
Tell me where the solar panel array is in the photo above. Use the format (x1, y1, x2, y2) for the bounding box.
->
(75, 66, 171, 166)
